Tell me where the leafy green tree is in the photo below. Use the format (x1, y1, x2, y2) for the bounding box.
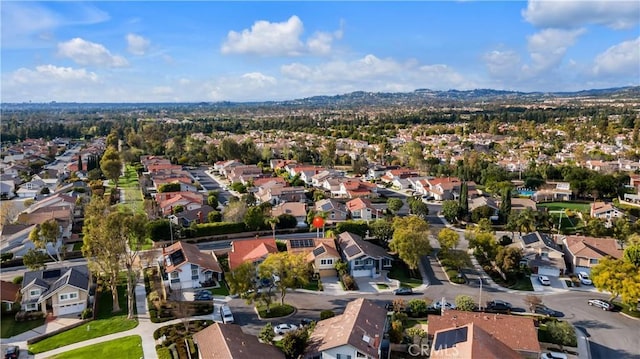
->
(441, 200, 460, 222)
(223, 201, 248, 223)
(100, 147, 122, 189)
(390, 216, 431, 275)
(259, 252, 309, 305)
(515, 208, 537, 235)
(370, 219, 394, 246)
(227, 261, 258, 300)
(437, 228, 459, 253)
(207, 211, 222, 223)
(499, 187, 511, 223)
(406, 327, 427, 345)
(280, 328, 309, 359)
(476, 218, 494, 233)
(495, 247, 523, 276)
(23, 249, 49, 270)
(467, 230, 498, 260)
(29, 219, 62, 262)
(244, 206, 267, 231)
(459, 181, 469, 218)
(407, 299, 428, 315)
(624, 244, 640, 268)
(335, 220, 369, 237)
(584, 217, 608, 237)
(259, 323, 275, 344)
(613, 218, 632, 248)
(276, 214, 298, 229)
(207, 191, 219, 207)
(409, 200, 429, 220)
(591, 257, 640, 307)
(455, 295, 476, 311)
(158, 183, 181, 193)
(546, 321, 577, 349)
(387, 198, 404, 214)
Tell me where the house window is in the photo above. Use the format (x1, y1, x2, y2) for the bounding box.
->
(59, 293, 69, 301)
(589, 258, 598, 265)
(26, 303, 37, 310)
(336, 355, 352, 359)
(69, 293, 78, 300)
(354, 259, 362, 266)
(382, 258, 392, 267)
(320, 259, 333, 265)
(191, 264, 199, 280)
(29, 289, 40, 297)
(357, 352, 367, 358)
(170, 271, 180, 283)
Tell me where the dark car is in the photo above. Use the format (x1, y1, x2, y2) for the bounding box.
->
(393, 287, 413, 295)
(4, 346, 19, 359)
(299, 318, 316, 326)
(485, 300, 512, 313)
(194, 290, 213, 301)
(533, 304, 561, 317)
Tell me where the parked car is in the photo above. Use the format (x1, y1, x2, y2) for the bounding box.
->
(541, 352, 568, 359)
(532, 304, 561, 317)
(393, 287, 413, 295)
(588, 299, 613, 311)
(432, 300, 456, 310)
(485, 300, 512, 313)
(299, 318, 316, 326)
(274, 323, 298, 335)
(578, 272, 592, 285)
(220, 305, 234, 324)
(4, 346, 19, 359)
(538, 275, 551, 286)
(194, 290, 213, 301)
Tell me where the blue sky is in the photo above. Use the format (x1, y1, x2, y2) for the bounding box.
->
(1, 1, 639, 102)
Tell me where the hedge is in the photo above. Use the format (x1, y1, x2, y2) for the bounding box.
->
(191, 222, 247, 237)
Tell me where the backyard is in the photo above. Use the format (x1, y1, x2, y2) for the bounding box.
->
(29, 275, 138, 354)
(537, 202, 589, 234)
(48, 335, 143, 359)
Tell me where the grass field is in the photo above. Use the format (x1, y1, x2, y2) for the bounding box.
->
(0, 315, 45, 339)
(119, 165, 144, 214)
(48, 335, 143, 359)
(537, 202, 590, 212)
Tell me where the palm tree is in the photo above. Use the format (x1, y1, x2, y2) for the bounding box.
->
(516, 209, 537, 235)
(266, 216, 279, 239)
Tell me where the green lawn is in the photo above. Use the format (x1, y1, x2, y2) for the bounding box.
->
(406, 319, 428, 329)
(256, 303, 295, 318)
(388, 261, 423, 288)
(0, 315, 45, 338)
(210, 284, 230, 296)
(29, 276, 138, 354)
(509, 276, 534, 291)
(302, 279, 321, 291)
(537, 202, 590, 212)
(118, 165, 144, 214)
(48, 335, 142, 359)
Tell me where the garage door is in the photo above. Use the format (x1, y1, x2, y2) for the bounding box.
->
(56, 302, 85, 316)
(538, 266, 559, 277)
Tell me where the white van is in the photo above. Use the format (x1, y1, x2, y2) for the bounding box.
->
(220, 305, 234, 324)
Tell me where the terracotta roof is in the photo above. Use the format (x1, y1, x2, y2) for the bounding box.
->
(163, 241, 222, 274)
(228, 238, 278, 270)
(271, 202, 307, 218)
(431, 323, 522, 359)
(564, 236, 623, 260)
(427, 310, 541, 356)
(346, 198, 374, 212)
(253, 177, 288, 187)
(0, 280, 20, 303)
(193, 322, 285, 359)
(306, 239, 341, 262)
(305, 298, 387, 358)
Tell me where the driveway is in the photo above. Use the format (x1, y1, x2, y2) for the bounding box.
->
(531, 275, 565, 292)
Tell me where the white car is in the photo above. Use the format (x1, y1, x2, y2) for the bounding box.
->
(541, 352, 568, 359)
(432, 300, 456, 310)
(538, 275, 551, 286)
(220, 305, 234, 324)
(274, 323, 298, 335)
(578, 272, 592, 285)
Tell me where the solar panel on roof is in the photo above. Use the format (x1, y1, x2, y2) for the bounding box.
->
(312, 246, 326, 256)
(522, 233, 539, 245)
(344, 244, 361, 257)
(170, 250, 186, 266)
(43, 269, 61, 279)
(434, 326, 468, 350)
(290, 239, 314, 248)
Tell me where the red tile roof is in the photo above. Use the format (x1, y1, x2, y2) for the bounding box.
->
(228, 238, 278, 270)
(0, 280, 20, 303)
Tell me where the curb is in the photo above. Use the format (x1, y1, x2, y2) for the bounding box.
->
(255, 306, 298, 321)
(619, 311, 640, 321)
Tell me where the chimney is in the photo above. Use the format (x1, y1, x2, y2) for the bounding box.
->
(197, 211, 203, 224)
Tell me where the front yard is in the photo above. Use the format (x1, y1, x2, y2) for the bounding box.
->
(438, 249, 472, 284)
(155, 320, 212, 359)
(388, 260, 423, 288)
(0, 314, 45, 338)
(29, 275, 138, 354)
(48, 335, 142, 359)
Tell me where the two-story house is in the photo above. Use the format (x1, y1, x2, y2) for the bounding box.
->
(337, 232, 393, 278)
(346, 198, 382, 221)
(519, 232, 565, 277)
(285, 238, 341, 278)
(563, 235, 623, 273)
(315, 199, 348, 223)
(21, 265, 90, 317)
(590, 202, 625, 227)
(305, 298, 388, 359)
(161, 241, 224, 290)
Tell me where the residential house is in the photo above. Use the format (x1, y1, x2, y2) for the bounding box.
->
(0, 223, 37, 257)
(227, 165, 263, 184)
(380, 168, 418, 184)
(519, 232, 566, 276)
(346, 198, 382, 221)
(430, 323, 522, 359)
(271, 202, 308, 227)
(161, 241, 223, 291)
(563, 235, 623, 273)
(193, 322, 285, 359)
(285, 237, 341, 277)
(269, 159, 297, 171)
(590, 202, 625, 227)
(315, 199, 348, 223)
(427, 310, 541, 359)
(21, 265, 90, 317)
(256, 183, 306, 205)
(305, 298, 388, 359)
(16, 177, 48, 198)
(337, 232, 393, 278)
(0, 180, 15, 199)
(366, 165, 399, 180)
(533, 182, 572, 202)
(338, 179, 378, 198)
(1, 280, 20, 311)
(213, 160, 243, 177)
(468, 197, 499, 216)
(421, 177, 477, 201)
(510, 198, 538, 212)
(228, 238, 278, 271)
(311, 170, 343, 187)
(155, 191, 205, 216)
(173, 205, 215, 227)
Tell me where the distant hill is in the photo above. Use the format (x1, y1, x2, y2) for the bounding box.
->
(2, 86, 638, 111)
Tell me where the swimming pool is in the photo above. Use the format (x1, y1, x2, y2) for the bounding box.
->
(518, 189, 536, 197)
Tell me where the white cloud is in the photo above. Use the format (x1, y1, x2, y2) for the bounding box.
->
(58, 38, 128, 67)
(220, 15, 342, 56)
(524, 28, 585, 74)
(221, 15, 304, 56)
(9, 65, 98, 84)
(483, 50, 521, 79)
(152, 86, 173, 95)
(126, 33, 150, 55)
(522, 0, 640, 29)
(593, 37, 640, 76)
(241, 72, 277, 87)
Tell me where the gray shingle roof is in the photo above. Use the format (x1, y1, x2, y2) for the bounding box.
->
(22, 265, 89, 302)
